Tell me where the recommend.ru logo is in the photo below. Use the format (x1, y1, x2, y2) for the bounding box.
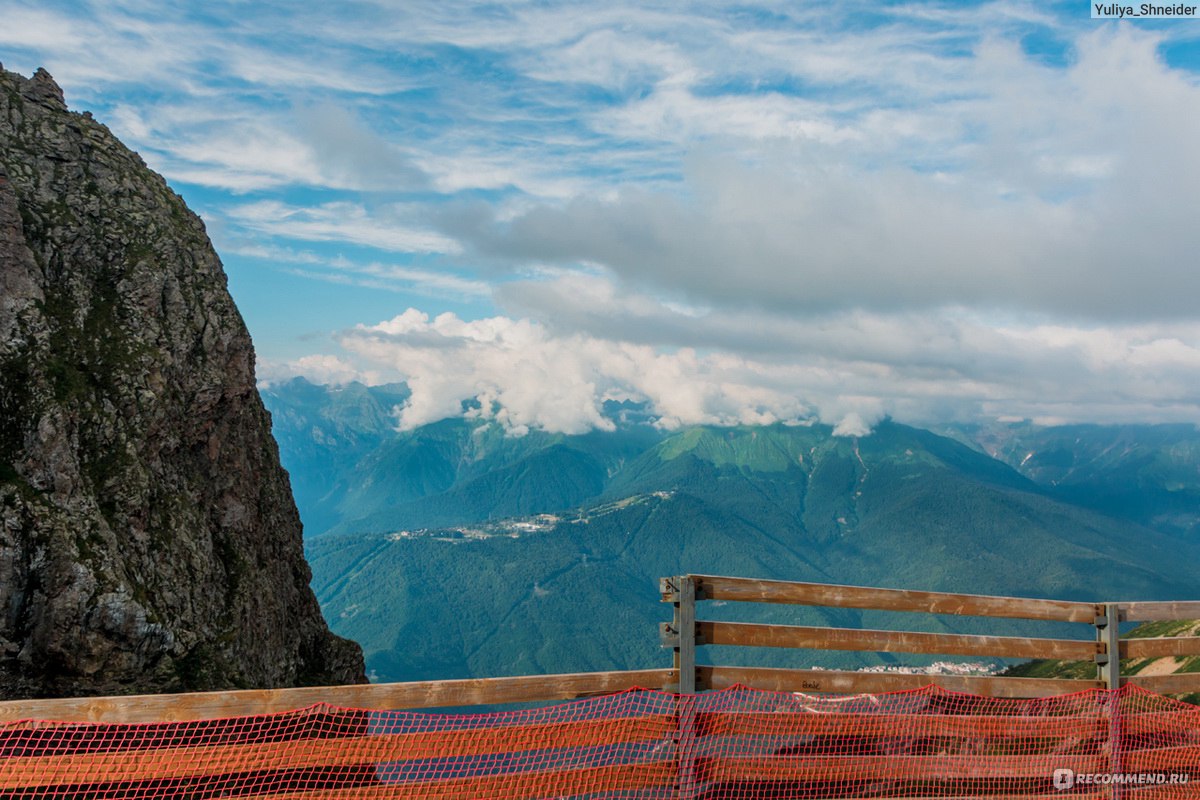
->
(1054, 768, 1191, 790)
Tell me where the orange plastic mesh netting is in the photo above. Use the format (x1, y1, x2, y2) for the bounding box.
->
(1, 683, 1197, 799)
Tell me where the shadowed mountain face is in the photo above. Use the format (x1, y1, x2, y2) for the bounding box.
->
(265, 380, 1200, 682)
(0, 67, 364, 698)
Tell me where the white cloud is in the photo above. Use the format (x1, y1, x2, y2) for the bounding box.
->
(227, 201, 462, 254)
(278, 261, 490, 300)
(222, 243, 326, 265)
(257, 354, 384, 387)
(220, 243, 488, 301)
(522, 26, 697, 90)
(108, 101, 429, 194)
(338, 310, 814, 434)
(293, 102, 428, 191)
(833, 413, 873, 438)
(167, 126, 320, 191)
(0, 7, 87, 50)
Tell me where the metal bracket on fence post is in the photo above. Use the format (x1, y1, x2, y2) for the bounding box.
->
(1094, 602, 1121, 691)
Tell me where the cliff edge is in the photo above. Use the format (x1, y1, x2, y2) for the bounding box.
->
(0, 66, 366, 697)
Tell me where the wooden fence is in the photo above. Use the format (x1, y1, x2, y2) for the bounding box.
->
(8, 682, 1197, 799)
(661, 574, 1200, 699)
(0, 669, 673, 724)
(1, 575, 1199, 799)
(1, 573, 1198, 724)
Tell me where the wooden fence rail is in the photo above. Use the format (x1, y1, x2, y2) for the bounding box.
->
(700, 665, 1102, 697)
(694, 620, 1102, 660)
(0, 669, 674, 724)
(674, 574, 1103, 622)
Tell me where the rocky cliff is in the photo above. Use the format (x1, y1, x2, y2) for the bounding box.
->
(0, 66, 365, 698)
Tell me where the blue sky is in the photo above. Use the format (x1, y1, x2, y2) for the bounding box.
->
(4, 1, 1200, 434)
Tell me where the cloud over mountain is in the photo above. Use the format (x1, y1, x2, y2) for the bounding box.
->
(306, 300, 1200, 436)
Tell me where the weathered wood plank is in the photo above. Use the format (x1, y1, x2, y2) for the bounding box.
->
(700, 620, 1099, 660)
(696, 753, 1106, 782)
(1123, 673, 1200, 694)
(701, 666, 1102, 697)
(700, 796, 1103, 800)
(1122, 709, 1200, 736)
(0, 715, 677, 789)
(1119, 602, 1200, 622)
(1122, 636, 1200, 658)
(0, 669, 674, 724)
(238, 761, 677, 800)
(1119, 743, 1200, 772)
(690, 575, 1099, 622)
(696, 710, 1106, 740)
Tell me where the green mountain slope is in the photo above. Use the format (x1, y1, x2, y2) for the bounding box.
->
(305, 419, 1200, 683)
(332, 444, 608, 534)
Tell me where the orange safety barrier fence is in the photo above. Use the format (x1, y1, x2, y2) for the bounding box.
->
(2, 683, 1198, 799)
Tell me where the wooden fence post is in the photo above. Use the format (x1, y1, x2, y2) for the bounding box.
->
(661, 575, 699, 799)
(678, 576, 696, 694)
(678, 577, 698, 800)
(1095, 602, 1121, 691)
(660, 576, 696, 693)
(1095, 602, 1123, 800)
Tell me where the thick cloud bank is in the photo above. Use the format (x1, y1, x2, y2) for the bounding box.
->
(336, 309, 811, 434)
(256, 298, 1200, 435)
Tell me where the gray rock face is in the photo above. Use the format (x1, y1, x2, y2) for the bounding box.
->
(0, 66, 366, 698)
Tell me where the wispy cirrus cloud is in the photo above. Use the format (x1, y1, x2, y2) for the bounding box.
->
(227, 201, 461, 254)
(282, 262, 490, 300)
(443, 25, 1200, 324)
(221, 242, 488, 302)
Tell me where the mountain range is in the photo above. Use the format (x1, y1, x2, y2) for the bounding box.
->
(946, 421, 1200, 538)
(262, 378, 1200, 683)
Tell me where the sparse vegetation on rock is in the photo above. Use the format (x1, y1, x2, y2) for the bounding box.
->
(0, 66, 365, 698)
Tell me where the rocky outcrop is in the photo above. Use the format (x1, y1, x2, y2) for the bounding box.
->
(0, 66, 365, 698)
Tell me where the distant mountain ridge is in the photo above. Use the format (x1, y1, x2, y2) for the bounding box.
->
(263, 379, 1200, 683)
(946, 422, 1200, 538)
